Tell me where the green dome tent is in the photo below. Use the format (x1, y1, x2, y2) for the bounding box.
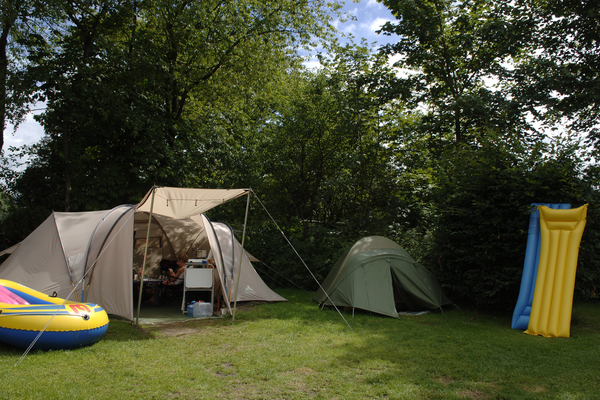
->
(314, 236, 452, 318)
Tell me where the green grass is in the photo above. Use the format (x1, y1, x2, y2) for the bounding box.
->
(1, 289, 599, 399)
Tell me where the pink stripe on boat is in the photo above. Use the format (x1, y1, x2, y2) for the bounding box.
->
(0, 284, 30, 305)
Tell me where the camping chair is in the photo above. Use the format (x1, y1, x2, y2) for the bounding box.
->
(157, 279, 183, 306)
(181, 267, 214, 313)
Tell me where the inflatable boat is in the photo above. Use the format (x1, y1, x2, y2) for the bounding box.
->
(0, 279, 109, 350)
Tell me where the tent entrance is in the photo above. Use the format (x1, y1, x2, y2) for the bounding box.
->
(391, 270, 416, 312)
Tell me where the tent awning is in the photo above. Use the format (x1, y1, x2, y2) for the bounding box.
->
(136, 187, 250, 219)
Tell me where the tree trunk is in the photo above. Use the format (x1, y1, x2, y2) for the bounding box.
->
(62, 120, 71, 211)
(0, 17, 13, 152)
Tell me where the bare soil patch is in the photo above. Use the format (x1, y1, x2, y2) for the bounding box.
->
(142, 301, 260, 337)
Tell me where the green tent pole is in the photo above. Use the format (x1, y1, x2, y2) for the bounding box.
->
(135, 187, 156, 326)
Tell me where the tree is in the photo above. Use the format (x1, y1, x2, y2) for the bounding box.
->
(0, 0, 53, 152)
(326, 44, 409, 235)
(19, 0, 342, 211)
(260, 43, 400, 234)
(247, 43, 408, 288)
(429, 133, 599, 310)
(376, 0, 600, 310)
(507, 0, 600, 157)
(30, 0, 138, 210)
(378, 0, 536, 144)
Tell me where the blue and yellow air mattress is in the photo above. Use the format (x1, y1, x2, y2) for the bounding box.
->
(512, 203, 571, 330)
(525, 204, 588, 338)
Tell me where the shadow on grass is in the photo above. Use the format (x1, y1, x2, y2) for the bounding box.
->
(0, 318, 153, 356)
(44, 288, 599, 357)
(0, 342, 25, 355)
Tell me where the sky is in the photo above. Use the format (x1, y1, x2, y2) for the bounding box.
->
(301, 0, 397, 69)
(2, 0, 398, 154)
(334, 0, 397, 48)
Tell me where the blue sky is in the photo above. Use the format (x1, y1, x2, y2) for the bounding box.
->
(3, 0, 399, 153)
(4, 105, 45, 153)
(335, 0, 396, 48)
(302, 0, 397, 69)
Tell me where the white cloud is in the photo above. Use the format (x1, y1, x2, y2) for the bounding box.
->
(369, 17, 390, 32)
(332, 0, 397, 47)
(331, 18, 341, 30)
(343, 23, 358, 34)
(303, 60, 322, 71)
(3, 111, 44, 151)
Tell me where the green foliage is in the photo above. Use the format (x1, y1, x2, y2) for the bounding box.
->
(2, 0, 600, 321)
(237, 44, 416, 291)
(0, 0, 54, 151)
(4, 0, 342, 214)
(376, 0, 600, 311)
(255, 43, 404, 233)
(243, 219, 356, 291)
(0, 181, 50, 264)
(429, 133, 600, 310)
(508, 0, 600, 148)
(379, 0, 537, 144)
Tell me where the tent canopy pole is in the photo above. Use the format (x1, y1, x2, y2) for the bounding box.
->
(232, 191, 251, 322)
(136, 187, 156, 326)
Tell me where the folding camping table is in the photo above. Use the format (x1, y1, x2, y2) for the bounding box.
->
(181, 264, 214, 313)
(133, 278, 164, 306)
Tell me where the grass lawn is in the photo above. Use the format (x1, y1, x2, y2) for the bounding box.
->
(0, 289, 599, 399)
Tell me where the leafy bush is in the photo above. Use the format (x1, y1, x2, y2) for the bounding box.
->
(429, 135, 600, 311)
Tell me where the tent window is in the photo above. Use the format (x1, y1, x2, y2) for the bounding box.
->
(134, 237, 162, 249)
(67, 252, 86, 270)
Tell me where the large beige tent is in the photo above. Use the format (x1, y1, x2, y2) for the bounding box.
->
(210, 221, 285, 302)
(0, 205, 135, 318)
(0, 187, 285, 321)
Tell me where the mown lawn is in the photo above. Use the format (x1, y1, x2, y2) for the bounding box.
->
(1, 289, 598, 399)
